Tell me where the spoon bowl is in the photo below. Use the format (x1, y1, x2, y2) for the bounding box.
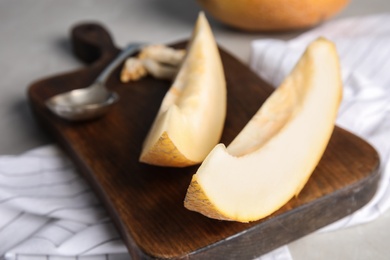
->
(45, 86, 119, 121)
(45, 43, 144, 121)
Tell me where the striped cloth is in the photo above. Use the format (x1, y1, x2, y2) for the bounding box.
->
(0, 146, 129, 260)
(251, 13, 390, 260)
(1, 13, 390, 260)
(250, 13, 390, 229)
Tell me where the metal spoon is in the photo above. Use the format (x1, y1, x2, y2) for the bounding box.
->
(45, 42, 144, 121)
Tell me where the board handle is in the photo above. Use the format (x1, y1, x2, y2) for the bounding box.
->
(71, 22, 118, 64)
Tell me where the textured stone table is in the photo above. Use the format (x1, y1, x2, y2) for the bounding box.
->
(1, 0, 389, 259)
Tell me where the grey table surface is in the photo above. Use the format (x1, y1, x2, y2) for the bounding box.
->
(1, 0, 390, 259)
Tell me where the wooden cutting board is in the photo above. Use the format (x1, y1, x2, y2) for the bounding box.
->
(28, 23, 380, 259)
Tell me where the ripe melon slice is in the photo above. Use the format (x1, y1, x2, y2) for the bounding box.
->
(139, 12, 226, 167)
(184, 38, 343, 222)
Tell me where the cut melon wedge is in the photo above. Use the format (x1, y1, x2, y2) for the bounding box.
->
(139, 12, 226, 167)
(184, 38, 343, 222)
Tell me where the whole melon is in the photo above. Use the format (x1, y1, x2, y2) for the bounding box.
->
(196, 0, 349, 31)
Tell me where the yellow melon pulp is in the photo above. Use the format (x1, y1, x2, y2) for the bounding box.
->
(139, 12, 226, 167)
(184, 38, 343, 222)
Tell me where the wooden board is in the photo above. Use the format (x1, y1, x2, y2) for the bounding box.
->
(27, 23, 380, 259)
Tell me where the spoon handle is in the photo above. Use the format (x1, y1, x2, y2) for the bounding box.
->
(95, 42, 145, 84)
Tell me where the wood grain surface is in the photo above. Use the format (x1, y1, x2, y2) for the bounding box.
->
(27, 23, 380, 259)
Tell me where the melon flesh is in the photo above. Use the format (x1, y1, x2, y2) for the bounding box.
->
(184, 38, 343, 222)
(139, 12, 226, 167)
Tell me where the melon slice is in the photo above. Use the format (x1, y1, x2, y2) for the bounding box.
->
(184, 38, 343, 222)
(139, 12, 226, 167)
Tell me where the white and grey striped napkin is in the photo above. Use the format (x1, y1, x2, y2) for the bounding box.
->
(252, 13, 390, 260)
(1, 13, 390, 260)
(0, 146, 129, 260)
